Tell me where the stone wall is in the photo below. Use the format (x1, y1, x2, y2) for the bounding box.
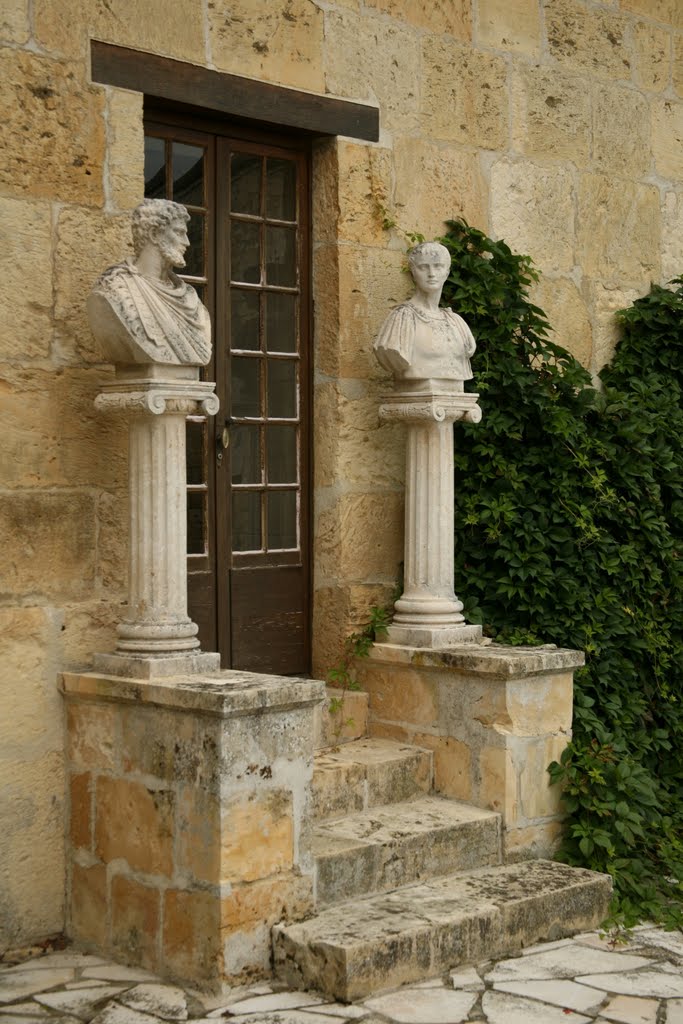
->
(1, 0, 682, 946)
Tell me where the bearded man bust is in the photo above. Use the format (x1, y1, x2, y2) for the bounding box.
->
(87, 198, 211, 367)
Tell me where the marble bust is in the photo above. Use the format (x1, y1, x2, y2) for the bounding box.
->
(87, 198, 212, 367)
(374, 241, 476, 387)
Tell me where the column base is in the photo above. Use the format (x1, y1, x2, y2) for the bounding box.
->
(92, 650, 221, 679)
(385, 623, 483, 648)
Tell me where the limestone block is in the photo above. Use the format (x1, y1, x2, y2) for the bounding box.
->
(477, 0, 541, 55)
(70, 863, 107, 949)
(325, 10, 420, 132)
(162, 889, 220, 983)
(675, 36, 683, 97)
(54, 207, 132, 363)
(507, 673, 574, 736)
(312, 758, 365, 818)
(107, 88, 144, 212)
(0, 607, 62, 760)
(221, 875, 313, 980)
(393, 137, 487, 240)
(312, 139, 339, 246)
(545, 0, 631, 81)
(421, 38, 508, 149)
(510, 65, 591, 167)
(314, 687, 369, 749)
(337, 142, 392, 247)
(479, 745, 518, 821)
(60, 601, 119, 670)
(220, 790, 294, 883)
(70, 772, 92, 852)
(518, 735, 569, 820)
(505, 820, 564, 862)
(209, 0, 324, 92)
(0, 197, 53, 361)
(577, 176, 660, 287)
(96, 489, 128, 596)
(110, 875, 160, 972)
(0, 0, 29, 43)
(621, 0, 682, 26)
(95, 777, 175, 877)
(67, 700, 121, 773)
(632, 20, 672, 92)
(662, 190, 683, 283)
(528, 277, 592, 368)
(490, 160, 575, 275)
(312, 243, 340, 379)
(0, 366, 127, 489)
(587, 281, 644, 375)
(315, 492, 404, 585)
(0, 751, 65, 948)
(311, 582, 394, 677)
(364, 0, 470, 40)
(652, 99, 683, 179)
(34, 0, 206, 62)
(0, 50, 105, 205)
(359, 665, 439, 728)
(592, 83, 650, 177)
(0, 491, 97, 600)
(413, 733, 473, 802)
(120, 705, 215, 788)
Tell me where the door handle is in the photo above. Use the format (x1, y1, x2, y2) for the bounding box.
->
(216, 421, 230, 463)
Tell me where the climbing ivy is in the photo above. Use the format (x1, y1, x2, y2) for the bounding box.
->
(440, 219, 683, 927)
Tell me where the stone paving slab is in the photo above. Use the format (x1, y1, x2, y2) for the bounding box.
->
(2, 922, 683, 1023)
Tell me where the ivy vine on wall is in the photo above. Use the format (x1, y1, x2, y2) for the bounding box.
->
(441, 219, 683, 928)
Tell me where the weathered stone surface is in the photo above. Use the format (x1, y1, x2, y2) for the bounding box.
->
(110, 876, 160, 972)
(274, 860, 612, 1001)
(662, 190, 683, 283)
(209, 0, 324, 92)
(325, 11, 419, 132)
(0, 197, 52, 360)
(477, 0, 541, 55)
(421, 39, 508, 149)
(413, 733, 473, 802)
(632, 20, 671, 92)
(0, 968, 75, 1005)
(545, 0, 631, 81)
(365, 987, 477, 1023)
(576, 969, 683, 998)
(337, 142, 391, 247)
(34, 0, 206, 61)
(314, 796, 501, 904)
(621, 0, 682, 26)
(94, 777, 175, 877)
(162, 889, 220, 983)
(315, 492, 403, 584)
(577, 176, 660, 286)
(511, 65, 591, 167)
(313, 738, 432, 821)
(0, 491, 96, 600)
(118, 983, 188, 1021)
(0, 51, 105, 204)
(35, 985, 128, 1018)
(221, 790, 294, 883)
(528, 277, 592, 368)
(70, 772, 92, 852)
(364, 0, 470, 40)
(483, 990, 591, 1023)
(369, 640, 584, 678)
(67, 701, 121, 773)
(358, 663, 439, 727)
(96, 489, 128, 595)
(0, 0, 29, 43)
(0, 607, 62, 760)
(311, 582, 394, 678)
(485, 944, 650, 981)
(490, 160, 575, 275)
(592, 83, 650, 177)
(652, 99, 683, 179)
(314, 687, 368, 750)
(479, 746, 517, 820)
(600, 995, 659, 1024)
(586, 281, 644, 375)
(392, 138, 487, 240)
(675, 35, 683, 97)
(107, 88, 144, 211)
(71, 863, 107, 949)
(60, 602, 120, 670)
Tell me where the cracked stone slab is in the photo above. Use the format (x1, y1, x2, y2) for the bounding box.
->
(219, 1012, 348, 1024)
(82, 967, 158, 983)
(221, 992, 324, 1014)
(634, 928, 683, 959)
(449, 966, 484, 991)
(482, 990, 592, 1023)
(577, 969, 683, 999)
(118, 984, 188, 1021)
(667, 999, 683, 1024)
(0, 970, 76, 1004)
(363, 987, 477, 1022)
(0, 1015, 81, 1024)
(313, 1006, 368, 1019)
(90, 1004, 165, 1024)
(492, 979, 606, 1013)
(600, 994, 659, 1024)
(35, 986, 129, 1019)
(486, 946, 651, 982)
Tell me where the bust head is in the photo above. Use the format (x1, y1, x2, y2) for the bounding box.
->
(131, 199, 190, 270)
(407, 241, 451, 296)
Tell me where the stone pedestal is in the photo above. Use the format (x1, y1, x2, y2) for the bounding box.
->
(61, 669, 325, 988)
(355, 641, 582, 860)
(94, 366, 220, 675)
(379, 383, 482, 648)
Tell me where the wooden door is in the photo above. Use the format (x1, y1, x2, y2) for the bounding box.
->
(144, 119, 311, 674)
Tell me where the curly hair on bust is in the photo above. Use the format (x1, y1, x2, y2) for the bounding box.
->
(131, 198, 189, 256)
(407, 240, 451, 269)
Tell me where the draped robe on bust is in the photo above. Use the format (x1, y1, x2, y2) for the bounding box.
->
(374, 302, 476, 382)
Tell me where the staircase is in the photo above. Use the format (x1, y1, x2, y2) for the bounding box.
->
(273, 718, 612, 1002)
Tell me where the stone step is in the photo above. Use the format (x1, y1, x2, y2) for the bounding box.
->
(312, 737, 433, 821)
(273, 859, 612, 1002)
(314, 795, 502, 906)
(314, 687, 369, 749)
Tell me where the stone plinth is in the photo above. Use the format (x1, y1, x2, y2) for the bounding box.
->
(379, 385, 482, 648)
(94, 366, 219, 674)
(61, 669, 325, 988)
(355, 641, 582, 861)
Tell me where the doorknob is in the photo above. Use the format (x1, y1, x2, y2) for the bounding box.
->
(216, 421, 230, 464)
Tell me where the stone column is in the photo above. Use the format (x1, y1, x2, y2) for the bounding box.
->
(379, 383, 482, 648)
(93, 366, 220, 677)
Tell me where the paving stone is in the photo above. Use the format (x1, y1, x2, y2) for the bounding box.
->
(363, 988, 477, 1023)
(492, 979, 606, 1013)
(35, 986, 128, 1019)
(222, 1013, 346, 1024)
(482, 990, 592, 1023)
(667, 999, 683, 1023)
(1, 956, 107, 974)
(223, 992, 325, 1013)
(486, 946, 651, 982)
(600, 994, 659, 1024)
(634, 928, 683, 959)
(118, 985, 188, 1021)
(82, 967, 158, 983)
(0, 1002, 53, 1016)
(90, 1005, 165, 1024)
(574, 933, 644, 952)
(449, 967, 484, 991)
(0, 971, 75, 1004)
(0, 1015, 80, 1024)
(521, 937, 575, 956)
(313, 1006, 368, 1019)
(577, 969, 683, 999)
